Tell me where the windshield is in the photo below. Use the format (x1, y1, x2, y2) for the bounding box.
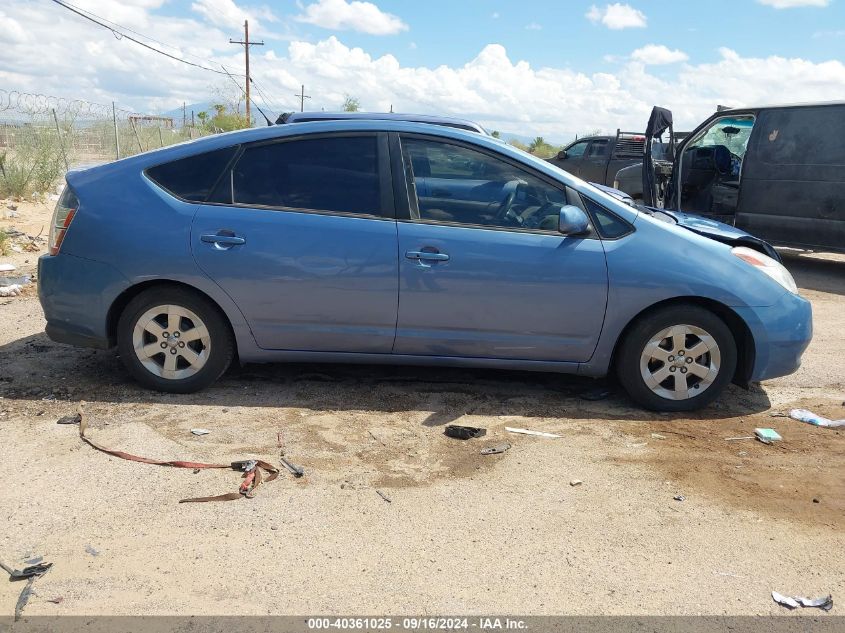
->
(686, 115, 755, 157)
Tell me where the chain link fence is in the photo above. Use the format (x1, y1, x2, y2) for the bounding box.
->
(0, 89, 212, 198)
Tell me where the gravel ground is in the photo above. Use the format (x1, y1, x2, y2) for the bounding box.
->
(0, 200, 842, 616)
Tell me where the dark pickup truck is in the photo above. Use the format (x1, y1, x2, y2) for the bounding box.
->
(546, 131, 645, 186)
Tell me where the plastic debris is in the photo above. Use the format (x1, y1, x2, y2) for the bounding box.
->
(190, 428, 211, 435)
(47, 597, 64, 604)
(755, 428, 782, 444)
(772, 591, 833, 611)
(1, 559, 52, 622)
(0, 284, 23, 297)
(725, 436, 755, 441)
(85, 545, 100, 557)
(650, 433, 667, 440)
(569, 479, 583, 487)
(0, 263, 15, 272)
(480, 442, 511, 455)
(505, 427, 561, 438)
(789, 408, 845, 429)
(673, 495, 686, 502)
(444, 425, 486, 440)
(376, 489, 392, 503)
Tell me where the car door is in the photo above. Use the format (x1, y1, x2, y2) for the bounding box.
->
(393, 134, 609, 363)
(580, 139, 610, 183)
(550, 140, 589, 177)
(191, 133, 399, 353)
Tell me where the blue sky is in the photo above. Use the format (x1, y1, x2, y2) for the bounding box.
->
(1, 0, 843, 140)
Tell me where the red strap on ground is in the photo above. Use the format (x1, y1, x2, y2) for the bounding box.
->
(78, 415, 280, 502)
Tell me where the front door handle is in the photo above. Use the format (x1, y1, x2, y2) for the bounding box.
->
(405, 250, 449, 269)
(201, 232, 246, 250)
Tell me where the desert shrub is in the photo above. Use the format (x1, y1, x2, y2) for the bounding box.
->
(0, 229, 9, 256)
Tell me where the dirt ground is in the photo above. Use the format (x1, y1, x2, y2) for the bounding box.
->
(0, 199, 843, 616)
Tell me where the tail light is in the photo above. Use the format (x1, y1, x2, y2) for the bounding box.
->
(49, 186, 78, 256)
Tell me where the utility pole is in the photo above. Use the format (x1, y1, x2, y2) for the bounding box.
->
(295, 84, 311, 112)
(230, 20, 264, 126)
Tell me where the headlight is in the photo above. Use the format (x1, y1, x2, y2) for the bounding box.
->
(731, 246, 798, 294)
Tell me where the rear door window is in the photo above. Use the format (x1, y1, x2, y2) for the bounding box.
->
(586, 140, 609, 158)
(231, 136, 383, 216)
(146, 146, 238, 202)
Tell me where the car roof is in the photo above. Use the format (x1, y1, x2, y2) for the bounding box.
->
(276, 111, 489, 135)
(716, 100, 845, 114)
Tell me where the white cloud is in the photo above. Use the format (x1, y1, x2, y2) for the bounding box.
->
(491, 12, 500, 19)
(295, 0, 408, 35)
(525, 23, 542, 31)
(630, 44, 688, 65)
(586, 3, 647, 29)
(758, 0, 829, 7)
(2, 1, 845, 141)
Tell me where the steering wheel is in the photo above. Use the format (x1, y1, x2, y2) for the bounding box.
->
(495, 180, 523, 224)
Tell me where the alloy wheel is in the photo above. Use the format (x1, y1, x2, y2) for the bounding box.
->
(132, 304, 211, 380)
(639, 324, 721, 401)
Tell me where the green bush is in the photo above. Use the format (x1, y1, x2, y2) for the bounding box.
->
(0, 229, 9, 256)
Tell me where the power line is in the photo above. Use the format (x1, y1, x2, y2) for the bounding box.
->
(48, 0, 244, 78)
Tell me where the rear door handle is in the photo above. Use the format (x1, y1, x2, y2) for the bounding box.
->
(405, 251, 449, 262)
(201, 232, 246, 250)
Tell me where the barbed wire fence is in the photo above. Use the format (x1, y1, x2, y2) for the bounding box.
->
(0, 89, 212, 199)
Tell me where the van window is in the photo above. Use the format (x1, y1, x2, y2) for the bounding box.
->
(755, 106, 845, 166)
(232, 136, 380, 215)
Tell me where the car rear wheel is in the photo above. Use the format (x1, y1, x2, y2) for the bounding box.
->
(616, 305, 737, 412)
(117, 287, 234, 393)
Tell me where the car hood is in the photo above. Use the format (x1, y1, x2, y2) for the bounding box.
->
(654, 208, 781, 262)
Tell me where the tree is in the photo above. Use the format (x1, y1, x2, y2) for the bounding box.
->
(342, 95, 361, 112)
(528, 136, 546, 153)
(491, 130, 501, 139)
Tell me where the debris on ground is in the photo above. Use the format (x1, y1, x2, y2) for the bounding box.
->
(673, 495, 686, 502)
(724, 435, 755, 441)
(770, 412, 788, 418)
(2, 559, 52, 621)
(754, 428, 782, 444)
(0, 284, 23, 297)
(505, 427, 561, 439)
(57, 413, 81, 425)
(190, 428, 210, 436)
(789, 408, 845, 428)
(280, 456, 304, 478)
(569, 479, 583, 487)
(85, 545, 100, 557)
(75, 413, 280, 502)
(772, 591, 833, 611)
(480, 442, 511, 455)
(47, 597, 64, 604)
(376, 489, 392, 503)
(23, 556, 43, 565)
(444, 424, 486, 440)
(0, 275, 30, 286)
(580, 385, 613, 401)
(0, 560, 53, 580)
(650, 433, 667, 440)
(0, 263, 15, 272)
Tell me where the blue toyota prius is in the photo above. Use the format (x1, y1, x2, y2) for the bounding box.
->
(38, 119, 812, 411)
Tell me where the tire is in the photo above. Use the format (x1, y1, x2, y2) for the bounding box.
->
(615, 304, 737, 412)
(116, 286, 234, 393)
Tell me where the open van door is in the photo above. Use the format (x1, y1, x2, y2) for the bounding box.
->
(642, 107, 676, 208)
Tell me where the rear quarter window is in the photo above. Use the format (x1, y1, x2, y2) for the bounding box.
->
(146, 146, 238, 202)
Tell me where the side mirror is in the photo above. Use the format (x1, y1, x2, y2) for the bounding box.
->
(558, 205, 591, 236)
(556, 150, 568, 160)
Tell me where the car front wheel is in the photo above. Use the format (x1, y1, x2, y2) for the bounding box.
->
(117, 287, 234, 393)
(616, 305, 737, 412)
